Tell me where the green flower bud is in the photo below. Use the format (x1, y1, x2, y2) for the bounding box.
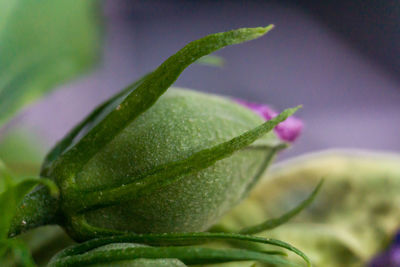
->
(56, 88, 282, 240)
(9, 26, 298, 243)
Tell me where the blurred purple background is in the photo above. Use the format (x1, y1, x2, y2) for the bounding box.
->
(13, 0, 400, 160)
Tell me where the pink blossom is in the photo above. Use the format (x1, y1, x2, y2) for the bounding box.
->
(235, 99, 303, 142)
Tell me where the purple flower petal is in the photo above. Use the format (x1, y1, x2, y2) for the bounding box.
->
(370, 246, 400, 267)
(235, 99, 303, 142)
(370, 231, 400, 267)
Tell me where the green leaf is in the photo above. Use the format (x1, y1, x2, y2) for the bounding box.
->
(52, 26, 275, 184)
(217, 150, 400, 266)
(0, 0, 101, 127)
(50, 246, 296, 267)
(0, 239, 37, 267)
(239, 180, 324, 234)
(0, 159, 13, 194)
(0, 163, 15, 238)
(0, 241, 7, 260)
(8, 240, 36, 267)
(0, 128, 45, 180)
(0, 164, 57, 266)
(41, 73, 151, 175)
(51, 232, 309, 267)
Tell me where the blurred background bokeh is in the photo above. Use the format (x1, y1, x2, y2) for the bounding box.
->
(1, 1, 399, 266)
(2, 0, 399, 161)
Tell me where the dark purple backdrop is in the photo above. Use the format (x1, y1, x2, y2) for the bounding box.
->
(16, 0, 400, 160)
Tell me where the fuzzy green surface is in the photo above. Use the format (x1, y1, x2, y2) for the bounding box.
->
(73, 88, 281, 234)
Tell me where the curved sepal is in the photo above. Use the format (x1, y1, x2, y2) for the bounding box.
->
(50, 26, 275, 186)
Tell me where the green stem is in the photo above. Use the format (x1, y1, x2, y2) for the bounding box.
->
(8, 185, 61, 238)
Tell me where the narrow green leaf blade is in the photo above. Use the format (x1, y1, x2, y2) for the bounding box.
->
(52, 230, 309, 266)
(55, 26, 275, 181)
(41, 74, 150, 174)
(0, 0, 101, 127)
(13, 177, 59, 200)
(239, 180, 324, 234)
(50, 246, 296, 267)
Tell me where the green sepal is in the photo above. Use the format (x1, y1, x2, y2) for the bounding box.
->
(41, 74, 150, 176)
(42, 53, 224, 173)
(239, 180, 324, 234)
(49, 26, 275, 188)
(7, 184, 60, 238)
(1, 175, 58, 239)
(0, 161, 59, 264)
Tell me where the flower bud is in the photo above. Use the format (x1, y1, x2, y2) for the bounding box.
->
(52, 88, 286, 240)
(9, 26, 299, 242)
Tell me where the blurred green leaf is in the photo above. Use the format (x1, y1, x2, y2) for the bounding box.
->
(217, 150, 400, 267)
(0, 128, 46, 179)
(0, 0, 101, 128)
(0, 159, 13, 196)
(7, 240, 36, 267)
(0, 162, 59, 266)
(238, 180, 324, 235)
